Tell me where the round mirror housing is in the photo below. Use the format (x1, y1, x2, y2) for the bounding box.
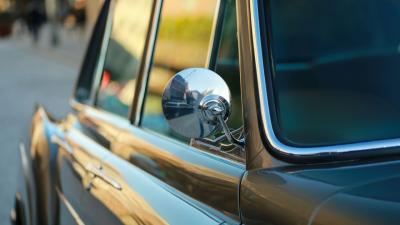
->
(162, 68, 231, 138)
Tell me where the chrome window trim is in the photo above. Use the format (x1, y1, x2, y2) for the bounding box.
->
(132, 0, 162, 125)
(250, 0, 400, 159)
(205, 0, 222, 69)
(89, 0, 115, 105)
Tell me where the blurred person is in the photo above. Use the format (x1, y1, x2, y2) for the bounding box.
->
(62, 0, 86, 35)
(45, 0, 60, 46)
(73, 0, 86, 30)
(12, 0, 29, 37)
(26, 0, 45, 43)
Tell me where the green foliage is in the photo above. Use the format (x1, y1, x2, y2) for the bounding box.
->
(158, 16, 213, 43)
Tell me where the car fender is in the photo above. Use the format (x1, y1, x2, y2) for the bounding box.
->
(28, 106, 62, 225)
(15, 140, 37, 225)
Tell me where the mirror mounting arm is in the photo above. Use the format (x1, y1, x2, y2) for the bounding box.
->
(216, 114, 245, 150)
(207, 104, 245, 150)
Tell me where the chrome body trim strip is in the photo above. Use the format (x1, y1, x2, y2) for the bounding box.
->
(56, 188, 85, 225)
(250, 0, 400, 159)
(19, 142, 34, 225)
(51, 135, 73, 154)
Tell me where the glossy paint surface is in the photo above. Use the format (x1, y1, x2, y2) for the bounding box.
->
(76, 105, 244, 223)
(30, 107, 62, 225)
(26, 99, 243, 225)
(30, 102, 239, 225)
(241, 160, 400, 225)
(234, 2, 400, 224)
(21, 0, 244, 224)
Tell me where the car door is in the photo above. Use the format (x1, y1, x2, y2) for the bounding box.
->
(45, 1, 111, 225)
(121, 0, 245, 223)
(54, 0, 245, 224)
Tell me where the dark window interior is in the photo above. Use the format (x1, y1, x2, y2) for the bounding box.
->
(266, 0, 400, 146)
(74, 0, 108, 103)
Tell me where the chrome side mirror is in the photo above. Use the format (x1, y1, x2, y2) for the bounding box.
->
(162, 68, 244, 147)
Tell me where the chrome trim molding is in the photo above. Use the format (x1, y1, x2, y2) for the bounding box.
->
(133, 0, 162, 125)
(51, 135, 73, 154)
(89, 1, 114, 105)
(56, 188, 85, 225)
(19, 142, 34, 225)
(250, 0, 400, 159)
(205, 0, 222, 69)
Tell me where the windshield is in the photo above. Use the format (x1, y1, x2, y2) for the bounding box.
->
(265, 0, 400, 146)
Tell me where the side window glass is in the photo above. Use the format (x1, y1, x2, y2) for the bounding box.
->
(74, 1, 107, 103)
(214, 0, 242, 130)
(195, 0, 244, 160)
(141, 0, 218, 141)
(96, 0, 153, 118)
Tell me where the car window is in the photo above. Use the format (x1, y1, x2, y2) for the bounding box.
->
(74, 1, 107, 103)
(214, 0, 242, 130)
(142, 0, 244, 155)
(141, 0, 218, 142)
(265, 0, 400, 146)
(96, 0, 153, 118)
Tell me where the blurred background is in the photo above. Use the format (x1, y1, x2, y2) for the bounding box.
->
(0, 0, 101, 223)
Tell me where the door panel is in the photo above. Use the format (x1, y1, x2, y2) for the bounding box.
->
(54, 114, 121, 225)
(30, 108, 66, 225)
(78, 106, 244, 223)
(97, 146, 223, 225)
(52, 0, 244, 222)
(114, 128, 244, 223)
(57, 157, 84, 225)
(55, 105, 224, 224)
(136, 0, 245, 221)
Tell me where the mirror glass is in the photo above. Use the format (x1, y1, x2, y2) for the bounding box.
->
(162, 68, 231, 138)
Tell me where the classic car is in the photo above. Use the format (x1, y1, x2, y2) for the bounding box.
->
(12, 0, 400, 225)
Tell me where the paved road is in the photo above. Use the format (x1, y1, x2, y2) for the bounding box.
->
(0, 30, 87, 224)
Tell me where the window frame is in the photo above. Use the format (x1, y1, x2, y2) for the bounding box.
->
(72, 0, 245, 163)
(72, 0, 111, 105)
(133, 0, 245, 163)
(130, 0, 163, 125)
(135, 0, 228, 125)
(91, 0, 157, 120)
(89, 0, 115, 107)
(252, 0, 400, 162)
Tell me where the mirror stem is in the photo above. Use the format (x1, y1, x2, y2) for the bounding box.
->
(217, 115, 245, 150)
